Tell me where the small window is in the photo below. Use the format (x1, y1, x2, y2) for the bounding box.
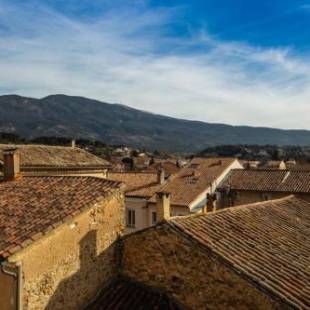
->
(152, 211, 157, 225)
(127, 209, 136, 228)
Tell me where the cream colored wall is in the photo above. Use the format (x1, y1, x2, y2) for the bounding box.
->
(7, 192, 124, 310)
(124, 197, 149, 234)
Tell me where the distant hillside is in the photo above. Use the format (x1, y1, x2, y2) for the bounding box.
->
(1, 94, 310, 153)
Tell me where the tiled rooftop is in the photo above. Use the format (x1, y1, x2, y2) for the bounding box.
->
(168, 196, 310, 309)
(0, 176, 122, 258)
(220, 169, 310, 193)
(145, 160, 181, 175)
(0, 144, 110, 170)
(150, 158, 237, 207)
(86, 276, 186, 310)
(108, 172, 163, 198)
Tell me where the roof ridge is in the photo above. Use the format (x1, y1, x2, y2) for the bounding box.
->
(165, 195, 310, 310)
(109, 171, 157, 175)
(232, 168, 310, 173)
(1, 175, 124, 187)
(167, 195, 303, 224)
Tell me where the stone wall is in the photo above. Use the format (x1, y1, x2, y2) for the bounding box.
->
(9, 191, 124, 310)
(121, 224, 288, 310)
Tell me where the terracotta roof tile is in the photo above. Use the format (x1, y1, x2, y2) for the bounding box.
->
(220, 169, 310, 193)
(0, 144, 110, 170)
(145, 160, 181, 175)
(149, 158, 238, 207)
(86, 276, 186, 310)
(168, 196, 310, 309)
(0, 176, 122, 258)
(108, 172, 163, 198)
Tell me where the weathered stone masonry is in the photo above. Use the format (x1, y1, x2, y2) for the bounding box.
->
(8, 192, 125, 310)
(120, 224, 290, 310)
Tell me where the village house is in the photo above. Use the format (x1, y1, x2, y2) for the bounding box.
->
(0, 148, 125, 310)
(0, 143, 110, 178)
(217, 168, 310, 208)
(108, 157, 242, 233)
(117, 195, 310, 309)
(146, 157, 243, 219)
(265, 160, 286, 170)
(107, 170, 166, 233)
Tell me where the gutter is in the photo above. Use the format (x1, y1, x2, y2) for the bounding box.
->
(1, 261, 22, 310)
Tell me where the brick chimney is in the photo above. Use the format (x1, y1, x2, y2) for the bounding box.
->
(3, 148, 21, 181)
(157, 168, 165, 185)
(156, 191, 171, 221)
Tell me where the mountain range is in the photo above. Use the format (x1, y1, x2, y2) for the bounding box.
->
(1, 94, 310, 153)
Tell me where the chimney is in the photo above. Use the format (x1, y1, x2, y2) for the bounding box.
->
(156, 191, 171, 221)
(157, 168, 165, 185)
(71, 139, 76, 148)
(3, 148, 21, 181)
(206, 193, 216, 213)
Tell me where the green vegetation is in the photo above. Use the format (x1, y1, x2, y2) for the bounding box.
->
(199, 145, 310, 162)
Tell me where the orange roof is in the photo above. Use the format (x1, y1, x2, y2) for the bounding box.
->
(107, 172, 162, 198)
(145, 160, 181, 175)
(0, 176, 122, 258)
(149, 158, 237, 207)
(0, 144, 110, 170)
(168, 196, 310, 309)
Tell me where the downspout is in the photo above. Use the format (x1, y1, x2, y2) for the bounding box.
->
(1, 261, 22, 310)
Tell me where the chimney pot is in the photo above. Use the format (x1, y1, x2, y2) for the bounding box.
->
(156, 191, 171, 221)
(3, 148, 21, 181)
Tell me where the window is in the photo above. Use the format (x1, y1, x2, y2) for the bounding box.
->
(151, 211, 157, 225)
(127, 209, 136, 228)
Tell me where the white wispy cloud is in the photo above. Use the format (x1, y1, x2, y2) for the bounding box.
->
(0, 0, 310, 129)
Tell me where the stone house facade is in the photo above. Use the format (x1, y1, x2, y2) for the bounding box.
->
(109, 158, 243, 233)
(119, 196, 310, 309)
(0, 144, 111, 178)
(217, 169, 310, 208)
(0, 149, 124, 310)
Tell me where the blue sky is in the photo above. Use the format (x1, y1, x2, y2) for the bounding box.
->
(1, 0, 310, 129)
